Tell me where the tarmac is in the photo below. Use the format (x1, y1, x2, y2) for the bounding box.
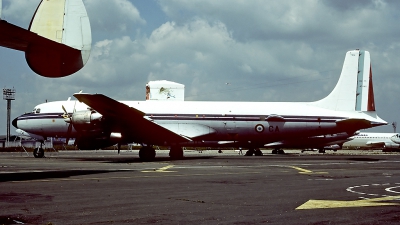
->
(0, 149, 400, 224)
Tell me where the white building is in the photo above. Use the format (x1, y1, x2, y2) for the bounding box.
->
(146, 80, 184, 101)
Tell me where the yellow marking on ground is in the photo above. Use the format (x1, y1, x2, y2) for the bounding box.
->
(289, 166, 328, 174)
(142, 165, 176, 173)
(296, 195, 400, 210)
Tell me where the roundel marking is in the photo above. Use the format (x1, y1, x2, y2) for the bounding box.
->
(255, 124, 264, 133)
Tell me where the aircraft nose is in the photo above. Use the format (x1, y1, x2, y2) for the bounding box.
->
(12, 117, 18, 129)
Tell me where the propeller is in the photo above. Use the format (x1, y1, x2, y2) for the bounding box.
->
(62, 100, 77, 145)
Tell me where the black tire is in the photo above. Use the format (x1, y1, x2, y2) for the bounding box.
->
(139, 147, 156, 161)
(245, 149, 254, 156)
(33, 147, 44, 158)
(169, 147, 184, 159)
(254, 149, 263, 156)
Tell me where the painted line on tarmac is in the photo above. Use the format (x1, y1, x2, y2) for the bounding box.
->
(287, 166, 328, 174)
(386, 186, 400, 194)
(296, 195, 400, 210)
(142, 165, 176, 173)
(347, 183, 400, 199)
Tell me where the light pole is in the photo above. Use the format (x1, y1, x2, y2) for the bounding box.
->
(392, 122, 397, 133)
(3, 88, 15, 148)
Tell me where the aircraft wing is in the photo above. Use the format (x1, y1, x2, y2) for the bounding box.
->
(74, 93, 192, 145)
(365, 141, 386, 148)
(0, 21, 35, 51)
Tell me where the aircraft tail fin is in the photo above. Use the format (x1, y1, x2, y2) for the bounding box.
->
(0, 0, 91, 77)
(311, 50, 376, 112)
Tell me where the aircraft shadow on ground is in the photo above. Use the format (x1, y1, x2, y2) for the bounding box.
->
(73, 156, 217, 164)
(0, 170, 123, 182)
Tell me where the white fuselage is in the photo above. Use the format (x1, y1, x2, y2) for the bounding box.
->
(343, 132, 400, 149)
(14, 99, 385, 147)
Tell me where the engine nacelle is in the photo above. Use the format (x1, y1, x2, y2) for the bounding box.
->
(75, 132, 122, 150)
(384, 142, 400, 149)
(71, 110, 103, 132)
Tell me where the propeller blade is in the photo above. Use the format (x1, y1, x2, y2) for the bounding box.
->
(73, 100, 77, 113)
(62, 105, 67, 114)
(117, 143, 121, 154)
(65, 123, 72, 145)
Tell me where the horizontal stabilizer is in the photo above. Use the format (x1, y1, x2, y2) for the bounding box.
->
(335, 118, 371, 131)
(0, 0, 91, 77)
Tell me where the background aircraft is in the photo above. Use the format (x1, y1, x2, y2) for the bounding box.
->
(343, 132, 400, 151)
(13, 50, 387, 160)
(264, 132, 355, 154)
(0, 0, 91, 77)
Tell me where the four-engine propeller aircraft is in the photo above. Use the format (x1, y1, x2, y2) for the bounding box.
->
(13, 50, 387, 160)
(0, 0, 91, 77)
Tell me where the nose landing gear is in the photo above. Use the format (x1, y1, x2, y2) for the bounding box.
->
(33, 141, 45, 158)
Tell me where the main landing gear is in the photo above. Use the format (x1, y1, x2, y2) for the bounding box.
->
(245, 148, 263, 156)
(271, 148, 285, 154)
(139, 146, 156, 161)
(138, 145, 184, 161)
(33, 141, 45, 158)
(169, 146, 184, 159)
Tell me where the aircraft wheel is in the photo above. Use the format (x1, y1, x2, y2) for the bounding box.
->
(139, 146, 156, 161)
(318, 149, 326, 154)
(272, 149, 278, 154)
(254, 149, 263, 156)
(245, 149, 255, 156)
(33, 147, 45, 158)
(278, 149, 285, 154)
(169, 147, 184, 159)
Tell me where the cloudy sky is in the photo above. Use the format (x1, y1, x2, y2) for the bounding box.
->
(1, 0, 400, 134)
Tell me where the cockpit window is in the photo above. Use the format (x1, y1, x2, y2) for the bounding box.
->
(35, 108, 41, 113)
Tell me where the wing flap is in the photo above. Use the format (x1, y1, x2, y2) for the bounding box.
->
(161, 123, 216, 139)
(74, 93, 191, 144)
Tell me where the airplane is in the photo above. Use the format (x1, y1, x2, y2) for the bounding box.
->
(264, 131, 356, 154)
(343, 132, 400, 151)
(12, 50, 387, 160)
(0, 0, 91, 77)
